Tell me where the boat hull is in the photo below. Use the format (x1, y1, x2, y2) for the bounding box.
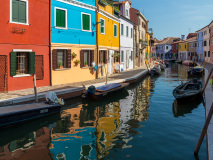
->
(182, 60, 194, 66)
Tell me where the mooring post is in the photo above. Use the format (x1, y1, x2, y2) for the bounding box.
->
(33, 74, 38, 103)
(194, 103, 213, 156)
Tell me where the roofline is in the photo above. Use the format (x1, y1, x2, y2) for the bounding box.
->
(196, 20, 213, 32)
(120, 15, 135, 25)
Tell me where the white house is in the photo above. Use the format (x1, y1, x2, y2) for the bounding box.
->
(117, 0, 134, 71)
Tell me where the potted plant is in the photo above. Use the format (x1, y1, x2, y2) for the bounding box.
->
(101, 59, 103, 64)
(74, 59, 80, 66)
(84, 61, 88, 67)
(72, 52, 77, 59)
(58, 62, 63, 69)
(139, 39, 143, 43)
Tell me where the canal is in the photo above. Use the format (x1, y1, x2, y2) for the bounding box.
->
(0, 63, 207, 160)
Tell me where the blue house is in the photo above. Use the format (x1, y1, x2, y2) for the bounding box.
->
(196, 29, 204, 61)
(51, 0, 97, 86)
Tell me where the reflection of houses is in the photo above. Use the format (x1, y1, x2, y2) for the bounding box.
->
(0, 128, 52, 160)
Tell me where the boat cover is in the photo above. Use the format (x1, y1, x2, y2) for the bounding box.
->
(96, 83, 121, 91)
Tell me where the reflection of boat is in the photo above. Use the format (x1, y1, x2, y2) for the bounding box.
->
(182, 60, 194, 66)
(173, 79, 203, 103)
(0, 102, 61, 128)
(172, 97, 203, 117)
(82, 83, 129, 100)
(188, 66, 204, 76)
(175, 60, 182, 64)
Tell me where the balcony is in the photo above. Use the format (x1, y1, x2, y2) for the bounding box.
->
(139, 39, 148, 49)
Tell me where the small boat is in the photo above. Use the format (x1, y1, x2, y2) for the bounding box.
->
(188, 66, 204, 76)
(150, 66, 161, 75)
(173, 79, 203, 103)
(0, 92, 63, 128)
(182, 60, 194, 66)
(82, 83, 129, 100)
(175, 60, 182, 64)
(159, 63, 166, 70)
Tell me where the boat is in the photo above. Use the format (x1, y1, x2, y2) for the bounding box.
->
(173, 79, 203, 103)
(0, 91, 63, 128)
(175, 60, 182, 64)
(82, 83, 129, 100)
(182, 60, 194, 66)
(188, 66, 204, 76)
(159, 63, 166, 70)
(150, 65, 161, 75)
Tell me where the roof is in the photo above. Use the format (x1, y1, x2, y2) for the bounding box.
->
(196, 21, 213, 32)
(113, 0, 132, 6)
(172, 40, 183, 44)
(187, 33, 197, 39)
(185, 36, 197, 42)
(158, 37, 180, 45)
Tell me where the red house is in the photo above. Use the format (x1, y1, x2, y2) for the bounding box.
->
(0, 0, 50, 92)
(171, 39, 182, 59)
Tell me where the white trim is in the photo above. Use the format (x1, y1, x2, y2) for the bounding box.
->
(100, 18, 105, 35)
(98, 9, 120, 23)
(55, 7, 68, 29)
(56, 0, 96, 11)
(99, 49, 107, 51)
(81, 48, 93, 50)
(13, 74, 32, 78)
(13, 49, 32, 52)
(81, 12, 91, 32)
(114, 24, 118, 38)
(55, 48, 68, 50)
(10, 0, 29, 25)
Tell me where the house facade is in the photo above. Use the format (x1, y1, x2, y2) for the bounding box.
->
(203, 25, 211, 62)
(0, 0, 50, 92)
(171, 40, 181, 59)
(51, 0, 97, 85)
(210, 21, 213, 63)
(178, 41, 189, 61)
(130, 8, 148, 67)
(188, 36, 197, 60)
(97, 0, 120, 76)
(196, 28, 205, 62)
(117, 0, 134, 71)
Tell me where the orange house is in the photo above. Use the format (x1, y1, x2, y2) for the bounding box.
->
(0, 0, 50, 92)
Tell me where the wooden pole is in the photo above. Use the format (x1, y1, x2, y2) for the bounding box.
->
(33, 74, 38, 103)
(194, 103, 213, 156)
(201, 68, 213, 93)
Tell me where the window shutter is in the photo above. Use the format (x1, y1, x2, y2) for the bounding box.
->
(104, 51, 108, 64)
(10, 52, 17, 76)
(99, 51, 101, 63)
(114, 25, 117, 37)
(90, 50, 94, 66)
(52, 49, 57, 70)
(29, 52, 35, 74)
(80, 50, 84, 68)
(12, 0, 19, 22)
(19, 0, 26, 23)
(67, 49, 71, 68)
(83, 14, 90, 31)
(60, 10, 65, 28)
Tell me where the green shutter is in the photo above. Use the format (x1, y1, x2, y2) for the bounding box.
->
(12, 0, 19, 22)
(60, 10, 65, 28)
(114, 25, 117, 37)
(83, 14, 90, 31)
(29, 52, 35, 74)
(100, 19, 104, 33)
(18, 0, 26, 23)
(10, 52, 17, 76)
(56, 9, 61, 27)
(121, 24, 123, 35)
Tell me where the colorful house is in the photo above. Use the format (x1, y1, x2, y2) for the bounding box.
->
(115, 0, 134, 71)
(130, 7, 148, 67)
(210, 21, 213, 63)
(188, 36, 197, 60)
(97, 0, 120, 76)
(0, 0, 50, 92)
(196, 27, 205, 62)
(146, 24, 151, 65)
(178, 40, 189, 61)
(171, 40, 182, 60)
(51, 0, 97, 85)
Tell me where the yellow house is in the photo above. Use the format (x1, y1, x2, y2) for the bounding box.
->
(97, 1, 120, 77)
(146, 21, 150, 66)
(178, 41, 189, 60)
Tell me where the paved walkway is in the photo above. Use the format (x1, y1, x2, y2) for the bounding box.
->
(0, 67, 147, 101)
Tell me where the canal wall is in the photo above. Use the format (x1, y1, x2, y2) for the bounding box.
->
(0, 69, 149, 107)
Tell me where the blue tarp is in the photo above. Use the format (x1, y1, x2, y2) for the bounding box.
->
(96, 83, 121, 91)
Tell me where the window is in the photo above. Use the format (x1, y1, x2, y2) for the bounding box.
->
(56, 8, 67, 28)
(176, 45, 178, 49)
(52, 49, 71, 70)
(99, 50, 107, 63)
(126, 26, 129, 37)
(204, 51, 207, 57)
(131, 28, 133, 38)
(11, 0, 28, 24)
(114, 24, 117, 37)
(198, 42, 199, 47)
(130, 51, 133, 60)
(82, 13, 91, 31)
(120, 51, 124, 62)
(204, 41, 207, 46)
(10, 52, 35, 76)
(57, 50, 67, 68)
(121, 24, 124, 35)
(166, 46, 168, 50)
(195, 42, 197, 47)
(100, 19, 105, 34)
(80, 50, 94, 67)
(208, 51, 210, 57)
(126, 9, 129, 17)
(179, 45, 181, 49)
(185, 44, 187, 49)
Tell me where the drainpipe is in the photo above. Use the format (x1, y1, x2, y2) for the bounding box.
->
(49, 0, 52, 86)
(96, 2, 99, 79)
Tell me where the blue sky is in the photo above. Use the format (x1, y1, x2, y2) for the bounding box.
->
(131, 0, 213, 40)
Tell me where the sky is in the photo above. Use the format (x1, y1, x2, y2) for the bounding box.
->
(131, 0, 213, 40)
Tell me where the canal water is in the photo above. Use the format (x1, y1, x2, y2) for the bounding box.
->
(0, 63, 207, 160)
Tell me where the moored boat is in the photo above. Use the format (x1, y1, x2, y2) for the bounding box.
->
(175, 60, 182, 64)
(187, 66, 204, 76)
(173, 79, 203, 103)
(182, 60, 194, 66)
(150, 65, 161, 75)
(82, 83, 129, 100)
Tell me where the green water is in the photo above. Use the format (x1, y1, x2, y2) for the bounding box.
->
(0, 63, 207, 160)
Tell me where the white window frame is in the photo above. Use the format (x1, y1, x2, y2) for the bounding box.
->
(55, 7, 68, 29)
(81, 12, 91, 32)
(100, 18, 105, 35)
(114, 24, 117, 38)
(10, 0, 29, 25)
